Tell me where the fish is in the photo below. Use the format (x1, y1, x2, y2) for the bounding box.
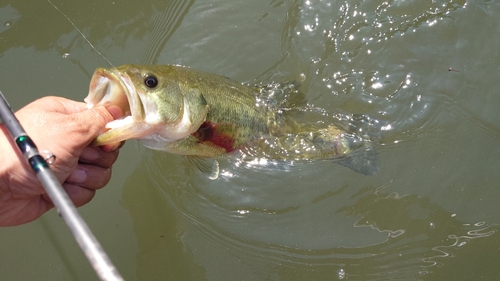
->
(85, 64, 379, 175)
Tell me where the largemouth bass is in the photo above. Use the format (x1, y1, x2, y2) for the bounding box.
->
(85, 64, 378, 175)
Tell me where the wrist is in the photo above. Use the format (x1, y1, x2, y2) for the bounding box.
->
(0, 124, 17, 191)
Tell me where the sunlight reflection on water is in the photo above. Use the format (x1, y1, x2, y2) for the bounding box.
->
(121, 0, 500, 280)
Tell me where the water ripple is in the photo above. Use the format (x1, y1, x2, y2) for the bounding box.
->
(137, 153, 499, 280)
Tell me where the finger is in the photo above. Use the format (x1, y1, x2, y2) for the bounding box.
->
(66, 164, 112, 190)
(80, 146, 120, 168)
(57, 98, 88, 114)
(77, 106, 117, 140)
(101, 141, 125, 152)
(106, 105, 125, 120)
(90, 105, 125, 152)
(62, 183, 96, 207)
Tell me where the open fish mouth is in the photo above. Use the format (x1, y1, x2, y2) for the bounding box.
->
(84, 68, 151, 146)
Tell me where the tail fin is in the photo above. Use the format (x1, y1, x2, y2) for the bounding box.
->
(334, 114, 383, 175)
(337, 143, 379, 175)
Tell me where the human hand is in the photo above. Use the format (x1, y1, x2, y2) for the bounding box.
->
(0, 96, 124, 226)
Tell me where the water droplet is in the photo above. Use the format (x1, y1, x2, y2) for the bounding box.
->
(62, 53, 70, 59)
(299, 73, 306, 81)
(337, 268, 346, 280)
(237, 210, 249, 215)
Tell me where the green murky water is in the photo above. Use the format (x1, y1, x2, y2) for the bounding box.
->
(1, 0, 500, 280)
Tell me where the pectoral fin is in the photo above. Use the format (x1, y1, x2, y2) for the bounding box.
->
(187, 156, 220, 180)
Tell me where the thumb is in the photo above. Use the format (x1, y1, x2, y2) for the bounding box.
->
(78, 105, 124, 139)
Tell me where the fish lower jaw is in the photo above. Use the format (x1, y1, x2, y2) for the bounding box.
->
(94, 116, 159, 145)
(105, 116, 134, 129)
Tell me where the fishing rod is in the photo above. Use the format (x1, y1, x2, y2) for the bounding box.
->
(0, 91, 124, 281)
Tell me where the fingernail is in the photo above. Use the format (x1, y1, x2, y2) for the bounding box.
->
(81, 147, 100, 161)
(69, 168, 87, 184)
(102, 142, 123, 152)
(106, 105, 125, 120)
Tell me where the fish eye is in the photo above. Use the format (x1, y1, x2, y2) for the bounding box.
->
(144, 75, 158, 88)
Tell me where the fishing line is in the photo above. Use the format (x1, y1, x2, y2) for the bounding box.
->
(46, 0, 116, 69)
(0, 91, 124, 281)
